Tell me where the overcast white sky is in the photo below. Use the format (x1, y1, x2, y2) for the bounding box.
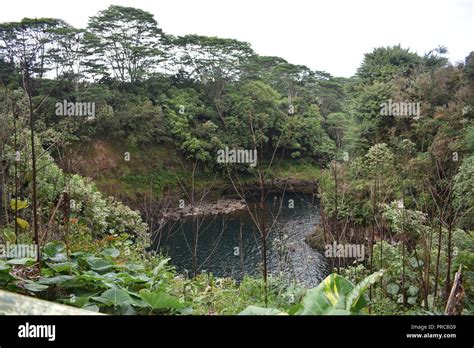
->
(1, 0, 472, 77)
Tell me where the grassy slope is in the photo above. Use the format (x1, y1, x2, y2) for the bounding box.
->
(68, 140, 322, 204)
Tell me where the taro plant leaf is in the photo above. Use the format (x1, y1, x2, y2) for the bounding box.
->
(0, 261, 14, 282)
(76, 271, 106, 283)
(239, 305, 286, 315)
(70, 251, 92, 258)
(92, 287, 134, 306)
(0, 272, 15, 283)
(64, 295, 90, 308)
(121, 263, 145, 272)
(102, 272, 125, 293)
(37, 275, 75, 286)
(101, 248, 120, 259)
(116, 272, 150, 284)
(43, 242, 68, 262)
(346, 270, 385, 312)
(46, 261, 77, 273)
(119, 303, 137, 315)
(23, 282, 49, 292)
(0, 261, 11, 272)
(139, 289, 187, 311)
(86, 257, 114, 272)
(7, 258, 35, 266)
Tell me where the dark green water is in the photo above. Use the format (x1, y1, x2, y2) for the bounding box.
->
(151, 192, 328, 287)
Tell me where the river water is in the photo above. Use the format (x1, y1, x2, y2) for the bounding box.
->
(151, 192, 328, 288)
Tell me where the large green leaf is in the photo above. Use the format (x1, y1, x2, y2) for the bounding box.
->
(0, 260, 11, 272)
(116, 272, 150, 284)
(346, 270, 384, 312)
(23, 282, 49, 292)
(101, 248, 120, 259)
(139, 289, 186, 311)
(64, 295, 90, 308)
(92, 287, 134, 306)
(46, 261, 77, 273)
(86, 257, 114, 272)
(298, 274, 356, 315)
(43, 242, 68, 262)
(37, 275, 75, 286)
(76, 271, 106, 283)
(7, 258, 35, 265)
(239, 305, 286, 315)
(119, 303, 137, 315)
(120, 263, 145, 272)
(0, 261, 14, 283)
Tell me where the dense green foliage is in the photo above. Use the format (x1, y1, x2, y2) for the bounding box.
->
(0, 5, 472, 315)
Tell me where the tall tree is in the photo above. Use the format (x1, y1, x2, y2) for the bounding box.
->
(357, 45, 423, 83)
(172, 35, 254, 124)
(84, 5, 165, 84)
(0, 18, 71, 261)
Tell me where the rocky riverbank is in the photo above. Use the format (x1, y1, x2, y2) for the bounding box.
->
(159, 178, 317, 221)
(162, 199, 247, 220)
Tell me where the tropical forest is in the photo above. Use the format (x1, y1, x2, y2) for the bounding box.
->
(0, 4, 472, 317)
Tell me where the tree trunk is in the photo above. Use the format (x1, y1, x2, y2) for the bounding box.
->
(433, 222, 443, 304)
(0, 154, 4, 227)
(14, 113, 18, 239)
(25, 70, 40, 263)
(444, 265, 464, 315)
(444, 223, 453, 301)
